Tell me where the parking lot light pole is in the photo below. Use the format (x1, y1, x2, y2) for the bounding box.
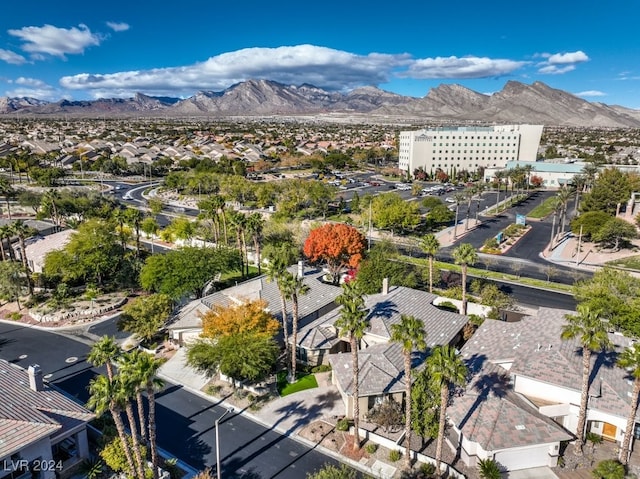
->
(216, 407, 234, 479)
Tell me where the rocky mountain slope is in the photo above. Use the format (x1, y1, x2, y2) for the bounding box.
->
(1, 80, 639, 127)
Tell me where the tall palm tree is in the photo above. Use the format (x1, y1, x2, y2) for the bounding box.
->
(428, 344, 467, 476)
(246, 212, 265, 274)
(391, 314, 427, 470)
(452, 193, 465, 239)
(420, 233, 440, 293)
(282, 272, 309, 383)
(571, 174, 587, 216)
(452, 243, 478, 315)
(0, 224, 12, 261)
(0, 176, 15, 220)
(561, 305, 612, 455)
(334, 280, 367, 451)
(265, 250, 294, 375)
(87, 375, 137, 479)
(210, 195, 228, 245)
(493, 170, 505, 211)
(11, 220, 34, 296)
(522, 164, 534, 194)
(582, 163, 598, 192)
(556, 186, 573, 238)
(121, 379, 147, 479)
(88, 336, 121, 382)
(125, 208, 144, 258)
(464, 187, 475, 232)
(616, 343, 640, 465)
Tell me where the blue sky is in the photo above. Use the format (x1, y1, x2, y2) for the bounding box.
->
(1, 0, 639, 108)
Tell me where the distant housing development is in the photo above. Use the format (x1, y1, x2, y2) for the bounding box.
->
(398, 124, 543, 177)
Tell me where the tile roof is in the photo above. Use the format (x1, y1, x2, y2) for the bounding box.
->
(168, 265, 342, 331)
(296, 285, 468, 350)
(0, 360, 94, 459)
(447, 362, 572, 451)
(460, 307, 636, 419)
(328, 342, 425, 396)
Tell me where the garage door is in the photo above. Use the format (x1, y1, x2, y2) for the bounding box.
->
(495, 445, 550, 471)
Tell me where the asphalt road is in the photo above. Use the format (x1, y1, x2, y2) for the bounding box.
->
(0, 323, 344, 479)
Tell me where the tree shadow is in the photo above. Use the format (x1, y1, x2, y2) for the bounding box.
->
(457, 354, 512, 431)
(0, 336, 16, 353)
(366, 299, 399, 322)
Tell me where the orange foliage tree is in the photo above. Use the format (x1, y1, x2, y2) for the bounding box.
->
(200, 298, 280, 339)
(303, 223, 366, 283)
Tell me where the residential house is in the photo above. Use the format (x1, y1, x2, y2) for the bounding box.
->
(0, 360, 94, 479)
(448, 307, 638, 471)
(301, 283, 469, 419)
(167, 263, 342, 345)
(14, 229, 74, 274)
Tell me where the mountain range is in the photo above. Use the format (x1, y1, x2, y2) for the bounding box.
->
(2, 80, 640, 127)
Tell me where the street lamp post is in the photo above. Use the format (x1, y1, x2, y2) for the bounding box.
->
(215, 407, 234, 479)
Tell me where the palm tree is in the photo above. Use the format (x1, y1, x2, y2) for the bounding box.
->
(452, 193, 465, 239)
(420, 234, 440, 293)
(87, 375, 137, 479)
(616, 343, 640, 465)
(125, 208, 144, 258)
(88, 336, 121, 382)
(210, 195, 228, 245)
(391, 314, 427, 470)
(428, 345, 467, 476)
(282, 272, 309, 383)
(11, 220, 34, 296)
(0, 224, 12, 261)
(493, 170, 505, 211)
(229, 211, 248, 276)
(452, 243, 478, 315)
(561, 305, 612, 455)
(464, 187, 475, 232)
(121, 380, 147, 479)
(522, 164, 534, 194)
(571, 174, 586, 216)
(0, 176, 15, 220)
(334, 281, 367, 451)
(265, 251, 293, 376)
(246, 212, 265, 274)
(556, 186, 573, 239)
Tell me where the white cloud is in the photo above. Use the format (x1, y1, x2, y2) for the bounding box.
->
(537, 50, 589, 75)
(14, 77, 49, 88)
(60, 44, 412, 96)
(575, 90, 606, 97)
(0, 49, 27, 65)
(547, 51, 589, 65)
(538, 64, 576, 75)
(8, 24, 102, 58)
(403, 56, 527, 79)
(106, 22, 130, 32)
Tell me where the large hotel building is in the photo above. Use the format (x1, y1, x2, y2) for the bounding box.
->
(398, 124, 543, 177)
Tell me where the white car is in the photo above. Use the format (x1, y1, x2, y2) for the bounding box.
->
(445, 197, 457, 203)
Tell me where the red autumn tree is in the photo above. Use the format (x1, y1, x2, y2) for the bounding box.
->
(303, 223, 366, 283)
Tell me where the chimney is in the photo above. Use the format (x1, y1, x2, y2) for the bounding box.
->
(297, 260, 304, 278)
(382, 277, 389, 295)
(28, 364, 44, 392)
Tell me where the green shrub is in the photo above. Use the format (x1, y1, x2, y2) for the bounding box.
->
(478, 458, 501, 479)
(592, 459, 625, 479)
(388, 449, 402, 462)
(206, 384, 223, 396)
(311, 364, 332, 373)
(336, 418, 350, 431)
(436, 301, 459, 313)
(420, 462, 436, 476)
(7, 312, 22, 321)
(365, 443, 378, 454)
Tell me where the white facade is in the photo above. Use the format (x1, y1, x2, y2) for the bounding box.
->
(399, 125, 543, 177)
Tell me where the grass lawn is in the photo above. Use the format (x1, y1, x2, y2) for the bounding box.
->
(277, 371, 319, 396)
(607, 255, 640, 271)
(527, 196, 559, 219)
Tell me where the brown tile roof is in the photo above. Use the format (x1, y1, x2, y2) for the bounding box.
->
(460, 307, 636, 419)
(0, 360, 94, 459)
(448, 363, 572, 451)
